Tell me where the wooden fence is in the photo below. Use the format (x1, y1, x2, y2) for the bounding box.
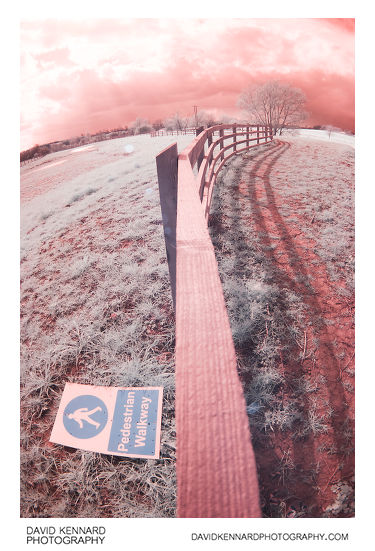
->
(151, 128, 197, 137)
(156, 124, 272, 518)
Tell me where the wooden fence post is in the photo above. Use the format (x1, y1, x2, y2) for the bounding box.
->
(233, 125, 237, 153)
(196, 126, 205, 170)
(257, 125, 260, 145)
(219, 128, 224, 160)
(156, 143, 178, 309)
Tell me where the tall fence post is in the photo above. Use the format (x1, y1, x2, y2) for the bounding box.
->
(246, 125, 250, 148)
(156, 143, 178, 310)
(257, 125, 260, 145)
(233, 125, 237, 153)
(195, 126, 205, 170)
(206, 132, 213, 177)
(219, 128, 224, 160)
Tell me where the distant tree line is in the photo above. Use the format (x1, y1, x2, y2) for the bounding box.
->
(128, 110, 227, 135)
(20, 144, 51, 163)
(20, 111, 231, 163)
(20, 126, 130, 163)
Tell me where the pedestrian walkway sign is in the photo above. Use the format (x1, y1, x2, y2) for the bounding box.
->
(50, 383, 163, 459)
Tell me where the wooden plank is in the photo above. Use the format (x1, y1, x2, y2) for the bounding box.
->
(175, 158, 261, 518)
(156, 143, 178, 309)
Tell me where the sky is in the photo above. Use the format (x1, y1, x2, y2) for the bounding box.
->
(20, 18, 355, 150)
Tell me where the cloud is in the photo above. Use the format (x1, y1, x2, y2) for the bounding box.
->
(322, 18, 355, 33)
(32, 47, 76, 68)
(20, 18, 355, 149)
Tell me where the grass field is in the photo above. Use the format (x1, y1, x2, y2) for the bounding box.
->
(20, 130, 354, 518)
(20, 133, 192, 517)
(209, 132, 354, 517)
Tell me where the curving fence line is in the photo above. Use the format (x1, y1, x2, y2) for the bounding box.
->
(156, 124, 272, 518)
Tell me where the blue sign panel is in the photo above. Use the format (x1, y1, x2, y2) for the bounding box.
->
(63, 395, 108, 439)
(108, 388, 160, 456)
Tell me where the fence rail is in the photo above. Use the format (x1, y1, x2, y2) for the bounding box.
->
(156, 124, 272, 518)
(181, 124, 272, 221)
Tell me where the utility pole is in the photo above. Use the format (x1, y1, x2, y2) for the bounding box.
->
(193, 105, 198, 128)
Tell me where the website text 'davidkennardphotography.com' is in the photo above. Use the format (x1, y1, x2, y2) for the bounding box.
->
(191, 532, 349, 542)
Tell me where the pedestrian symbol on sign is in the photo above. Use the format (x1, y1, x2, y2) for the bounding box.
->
(68, 406, 103, 429)
(63, 395, 108, 439)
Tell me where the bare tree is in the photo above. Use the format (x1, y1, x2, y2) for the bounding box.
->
(238, 81, 307, 135)
(205, 114, 219, 127)
(188, 109, 207, 128)
(220, 114, 239, 125)
(164, 112, 189, 132)
(152, 119, 164, 131)
(188, 109, 220, 129)
(130, 117, 152, 134)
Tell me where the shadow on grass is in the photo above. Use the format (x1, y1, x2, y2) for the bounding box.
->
(210, 140, 354, 517)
